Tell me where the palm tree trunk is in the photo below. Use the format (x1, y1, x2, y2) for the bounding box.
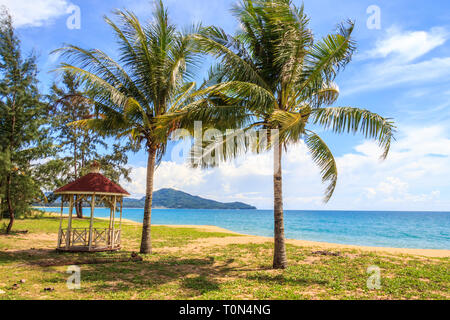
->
(140, 148, 157, 254)
(273, 141, 287, 269)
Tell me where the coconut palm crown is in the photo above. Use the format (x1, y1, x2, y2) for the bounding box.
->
(163, 0, 396, 268)
(54, 1, 210, 254)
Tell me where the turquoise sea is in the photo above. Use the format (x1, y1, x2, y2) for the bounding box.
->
(40, 208, 450, 250)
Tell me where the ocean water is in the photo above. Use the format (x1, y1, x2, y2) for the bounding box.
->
(40, 208, 450, 250)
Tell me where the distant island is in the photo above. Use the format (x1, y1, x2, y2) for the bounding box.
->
(38, 188, 256, 210)
(124, 188, 256, 210)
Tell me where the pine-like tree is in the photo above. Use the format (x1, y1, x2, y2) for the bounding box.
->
(46, 71, 132, 218)
(0, 10, 52, 233)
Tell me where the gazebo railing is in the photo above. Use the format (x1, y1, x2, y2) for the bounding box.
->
(58, 228, 121, 250)
(73, 228, 88, 245)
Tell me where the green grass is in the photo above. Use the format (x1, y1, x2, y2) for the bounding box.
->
(0, 215, 236, 249)
(0, 216, 448, 300)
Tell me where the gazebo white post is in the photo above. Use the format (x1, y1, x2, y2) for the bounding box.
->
(108, 196, 112, 246)
(65, 195, 74, 250)
(57, 196, 64, 249)
(119, 197, 123, 229)
(108, 198, 113, 230)
(118, 197, 123, 247)
(88, 194, 95, 251)
(110, 195, 117, 249)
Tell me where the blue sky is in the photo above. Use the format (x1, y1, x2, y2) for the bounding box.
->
(2, 0, 450, 211)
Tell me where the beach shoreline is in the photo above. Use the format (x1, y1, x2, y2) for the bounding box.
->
(155, 224, 450, 258)
(38, 211, 450, 258)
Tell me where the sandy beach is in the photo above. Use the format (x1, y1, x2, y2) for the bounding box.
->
(155, 224, 450, 258)
(39, 212, 450, 258)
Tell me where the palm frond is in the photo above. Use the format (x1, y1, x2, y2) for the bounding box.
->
(297, 20, 356, 98)
(189, 126, 266, 169)
(158, 100, 252, 136)
(53, 1, 207, 155)
(195, 81, 276, 114)
(312, 107, 396, 159)
(53, 44, 149, 107)
(270, 108, 310, 143)
(307, 81, 340, 108)
(170, 82, 196, 111)
(124, 98, 151, 129)
(194, 26, 271, 90)
(68, 117, 131, 137)
(304, 131, 338, 202)
(56, 64, 129, 110)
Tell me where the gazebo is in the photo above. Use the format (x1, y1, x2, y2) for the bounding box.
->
(53, 163, 130, 252)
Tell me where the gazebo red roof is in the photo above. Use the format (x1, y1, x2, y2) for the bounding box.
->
(54, 173, 130, 196)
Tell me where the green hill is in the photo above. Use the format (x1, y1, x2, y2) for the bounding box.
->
(123, 188, 256, 210)
(37, 188, 257, 210)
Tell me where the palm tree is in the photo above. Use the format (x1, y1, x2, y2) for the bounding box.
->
(167, 0, 395, 269)
(54, 1, 207, 254)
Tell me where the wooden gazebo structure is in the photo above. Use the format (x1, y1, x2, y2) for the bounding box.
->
(54, 163, 130, 252)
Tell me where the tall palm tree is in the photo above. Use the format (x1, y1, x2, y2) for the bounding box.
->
(54, 1, 207, 254)
(165, 0, 395, 269)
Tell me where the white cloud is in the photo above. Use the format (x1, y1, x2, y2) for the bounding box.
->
(345, 57, 450, 95)
(366, 26, 448, 63)
(0, 0, 72, 28)
(333, 125, 450, 210)
(122, 125, 450, 211)
(365, 177, 439, 204)
(344, 26, 450, 95)
(122, 161, 207, 197)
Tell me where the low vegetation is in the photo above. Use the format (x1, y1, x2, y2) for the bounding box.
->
(0, 215, 448, 300)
